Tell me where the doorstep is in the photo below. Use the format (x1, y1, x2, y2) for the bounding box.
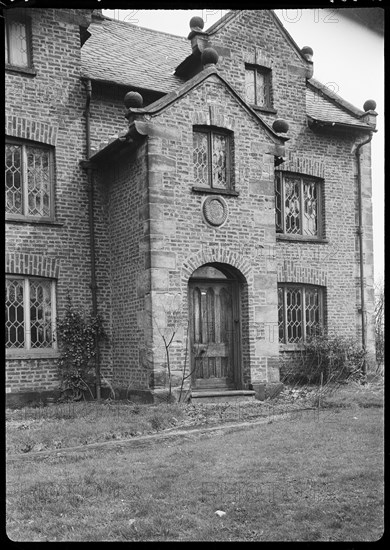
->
(191, 390, 256, 403)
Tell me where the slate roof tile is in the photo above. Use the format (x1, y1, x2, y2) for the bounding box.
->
(81, 16, 190, 93)
(306, 87, 369, 127)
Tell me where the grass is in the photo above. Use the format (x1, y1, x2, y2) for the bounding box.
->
(6, 381, 384, 542)
(6, 378, 384, 455)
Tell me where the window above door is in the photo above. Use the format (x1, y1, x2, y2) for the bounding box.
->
(192, 126, 238, 196)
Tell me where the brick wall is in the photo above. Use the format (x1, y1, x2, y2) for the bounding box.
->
(94, 141, 151, 390)
(5, 9, 95, 394)
(209, 10, 375, 359)
(5, 8, 375, 396)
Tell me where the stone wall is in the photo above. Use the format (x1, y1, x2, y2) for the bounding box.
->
(140, 74, 281, 387)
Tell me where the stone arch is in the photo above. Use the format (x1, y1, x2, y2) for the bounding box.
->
(181, 248, 252, 289)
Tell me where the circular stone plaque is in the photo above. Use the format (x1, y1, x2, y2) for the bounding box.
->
(202, 196, 228, 227)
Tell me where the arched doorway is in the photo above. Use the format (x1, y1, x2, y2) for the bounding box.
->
(188, 263, 244, 391)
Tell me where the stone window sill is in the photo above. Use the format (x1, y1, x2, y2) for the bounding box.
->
(279, 344, 305, 352)
(6, 64, 37, 77)
(192, 186, 239, 197)
(276, 234, 329, 244)
(6, 216, 63, 227)
(6, 349, 60, 360)
(250, 104, 277, 115)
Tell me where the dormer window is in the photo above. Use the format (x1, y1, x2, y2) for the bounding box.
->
(245, 65, 272, 109)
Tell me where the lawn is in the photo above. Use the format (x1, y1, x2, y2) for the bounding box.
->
(6, 381, 384, 542)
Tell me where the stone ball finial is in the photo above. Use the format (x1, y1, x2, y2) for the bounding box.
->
(301, 46, 313, 61)
(272, 119, 289, 134)
(124, 91, 143, 109)
(363, 99, 376, 112)
(190, 16, 204, 30)
(201, 47, 219, 66)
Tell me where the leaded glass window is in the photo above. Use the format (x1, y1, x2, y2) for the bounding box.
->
(275, 172, 322, 237)
(5, 277, 56, 351)
(245, 65, 272, 108)
(278, 284, 324, 344)
(4, 11, 31, 68)
(5, 140, 54, 219)
(193, 128, 232, 189)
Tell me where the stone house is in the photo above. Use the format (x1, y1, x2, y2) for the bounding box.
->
(5, 8, 377, 404)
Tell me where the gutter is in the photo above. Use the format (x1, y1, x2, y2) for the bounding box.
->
(354, 133, 374, 381)
(82, 78, 101, 400)
(308, 116, 374, 133)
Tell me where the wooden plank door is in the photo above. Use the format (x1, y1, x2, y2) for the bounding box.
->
(189, 281, 236, 390)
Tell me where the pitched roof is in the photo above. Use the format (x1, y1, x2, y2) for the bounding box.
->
(81, 13, 368, 131)
(308, 78, 364, 117)
(81, 16, 190, 93)
(128, 65, 287, 143)
(306, 80, 372, 130)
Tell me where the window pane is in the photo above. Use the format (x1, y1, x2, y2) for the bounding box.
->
(5, 279, 25, 348)
(245, 69, 255, 104)
(212, 133, 228, 188)
(303, 180, 318, 236)
(5, 144, 23, 215)
(30, 280, 53, 348)
(278, 286, 285, 343)
(286, 287, 302, 343)
(193, 132, 208, 186)
(206, 288, 215, 342)
(8, 19, 28, 67)
(255, 70, 266, 106)
(275, 172, 283, 232)
(27, 147, 51, 217)
(284, 175, 301, 234)
(305, 287, 321, 338)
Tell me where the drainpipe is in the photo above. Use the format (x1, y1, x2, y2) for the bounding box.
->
(354, 132, 373, 382)
(83, 78, 101, 400)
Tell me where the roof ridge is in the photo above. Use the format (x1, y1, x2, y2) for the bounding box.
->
(99, 14, 188, 41)
(308, 77, 364, 117)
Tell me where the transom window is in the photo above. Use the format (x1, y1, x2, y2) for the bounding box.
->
(193, 127, 232, 190)
(5, 276, 56, 350)
(275, 172, 322, 237)
(245, 65, 272, 108)
(278, 284, 324, 344)
(5, 140, 54, 219)
(4, 10, 31, 68)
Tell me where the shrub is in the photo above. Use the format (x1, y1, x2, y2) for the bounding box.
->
(280, 334, 366, 386)
(56, 295, 105, 400)
(375, 282, 384, 368)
